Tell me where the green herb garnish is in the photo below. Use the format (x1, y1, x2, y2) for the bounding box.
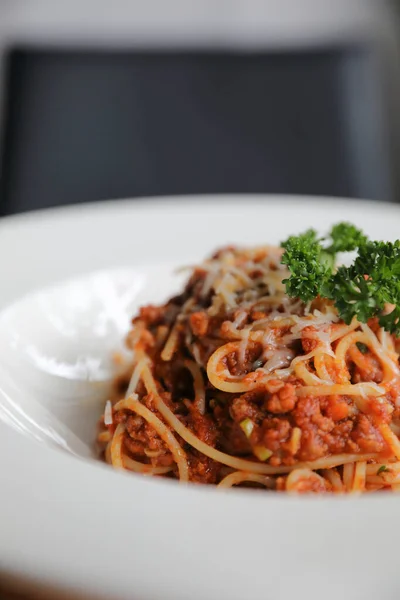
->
(281, 223, 400, 336)
(356, 342, 368, 354)
(377, 465, 389, 475)
(326, 222, 368, 254)
(281, 229, 331, 302)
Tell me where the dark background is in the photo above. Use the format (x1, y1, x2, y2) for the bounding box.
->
(0, 47, 391, 215)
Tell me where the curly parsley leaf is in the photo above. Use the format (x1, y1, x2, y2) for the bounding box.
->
(340, 241, 400, 334)
(281, 229, 331, 302)
(322, 265, 379, 324)
(326, 222, 367, 254)
(281, 224, 400, 335)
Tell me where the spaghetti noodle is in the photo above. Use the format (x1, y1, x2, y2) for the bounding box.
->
(98, 244, 400, 493)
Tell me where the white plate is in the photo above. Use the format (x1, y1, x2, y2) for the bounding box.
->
(1, 196, 400, 600)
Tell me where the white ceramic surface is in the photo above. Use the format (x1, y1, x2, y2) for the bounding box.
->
(1, 196, 400, 600)
(0, 265, 183, 453)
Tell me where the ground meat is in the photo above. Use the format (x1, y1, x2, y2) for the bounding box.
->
(299, 478, 328, 493)
(123, 435, 145, 457)
(188, 453, 220, 484)
(349, 346, 383, 383)
(276, 477, 286, 491)
(226, 385, 380, 464)
(229, 392, 264, 423)
(125, 414, 144, 433)
(288, 394, 388, 461)
(190, 311, 209, 337)
(324, 395, 350, 421)
(350, 414, 386, 454)
(224, 342, 263, 376)
(138, 304, 166, 326)
(301, 326, 319, 353)
(310, 410, 335, 433)
(261, 418, 291, 452)
(292, 397, 332, 461)
(367, 397, 393, 424)
(367, 317, 381, 335)
(387, 379, 400, 408)
(188, 410, 218, 447)
(114, 410, 128, 425)
(326, 420, 354, 454)
(124, 413, 174, 466)
(286, 470, 330, 493)
(293, 396, 332, 431)
(265, 382, 297, 413)
(251, 310, 268, 321)
(298, 428, 328, 461)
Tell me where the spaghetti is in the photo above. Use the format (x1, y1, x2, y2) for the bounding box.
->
(98, 244, 400, 493)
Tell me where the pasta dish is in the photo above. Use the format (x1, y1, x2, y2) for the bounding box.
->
(98, 223, 400, 493)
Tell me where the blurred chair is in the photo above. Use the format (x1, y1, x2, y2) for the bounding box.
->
(0, 0, 399, 214)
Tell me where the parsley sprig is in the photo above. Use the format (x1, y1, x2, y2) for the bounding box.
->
(281, 229, 330, 302)
(281, 222, 400, 335)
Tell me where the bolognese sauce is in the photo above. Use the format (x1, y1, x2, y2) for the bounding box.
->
(98, 244, 400, 493)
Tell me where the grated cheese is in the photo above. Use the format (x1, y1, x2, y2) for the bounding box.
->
(104, 400, 113, 425)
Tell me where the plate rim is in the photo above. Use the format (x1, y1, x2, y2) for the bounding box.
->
(2, 194, 400, 600)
